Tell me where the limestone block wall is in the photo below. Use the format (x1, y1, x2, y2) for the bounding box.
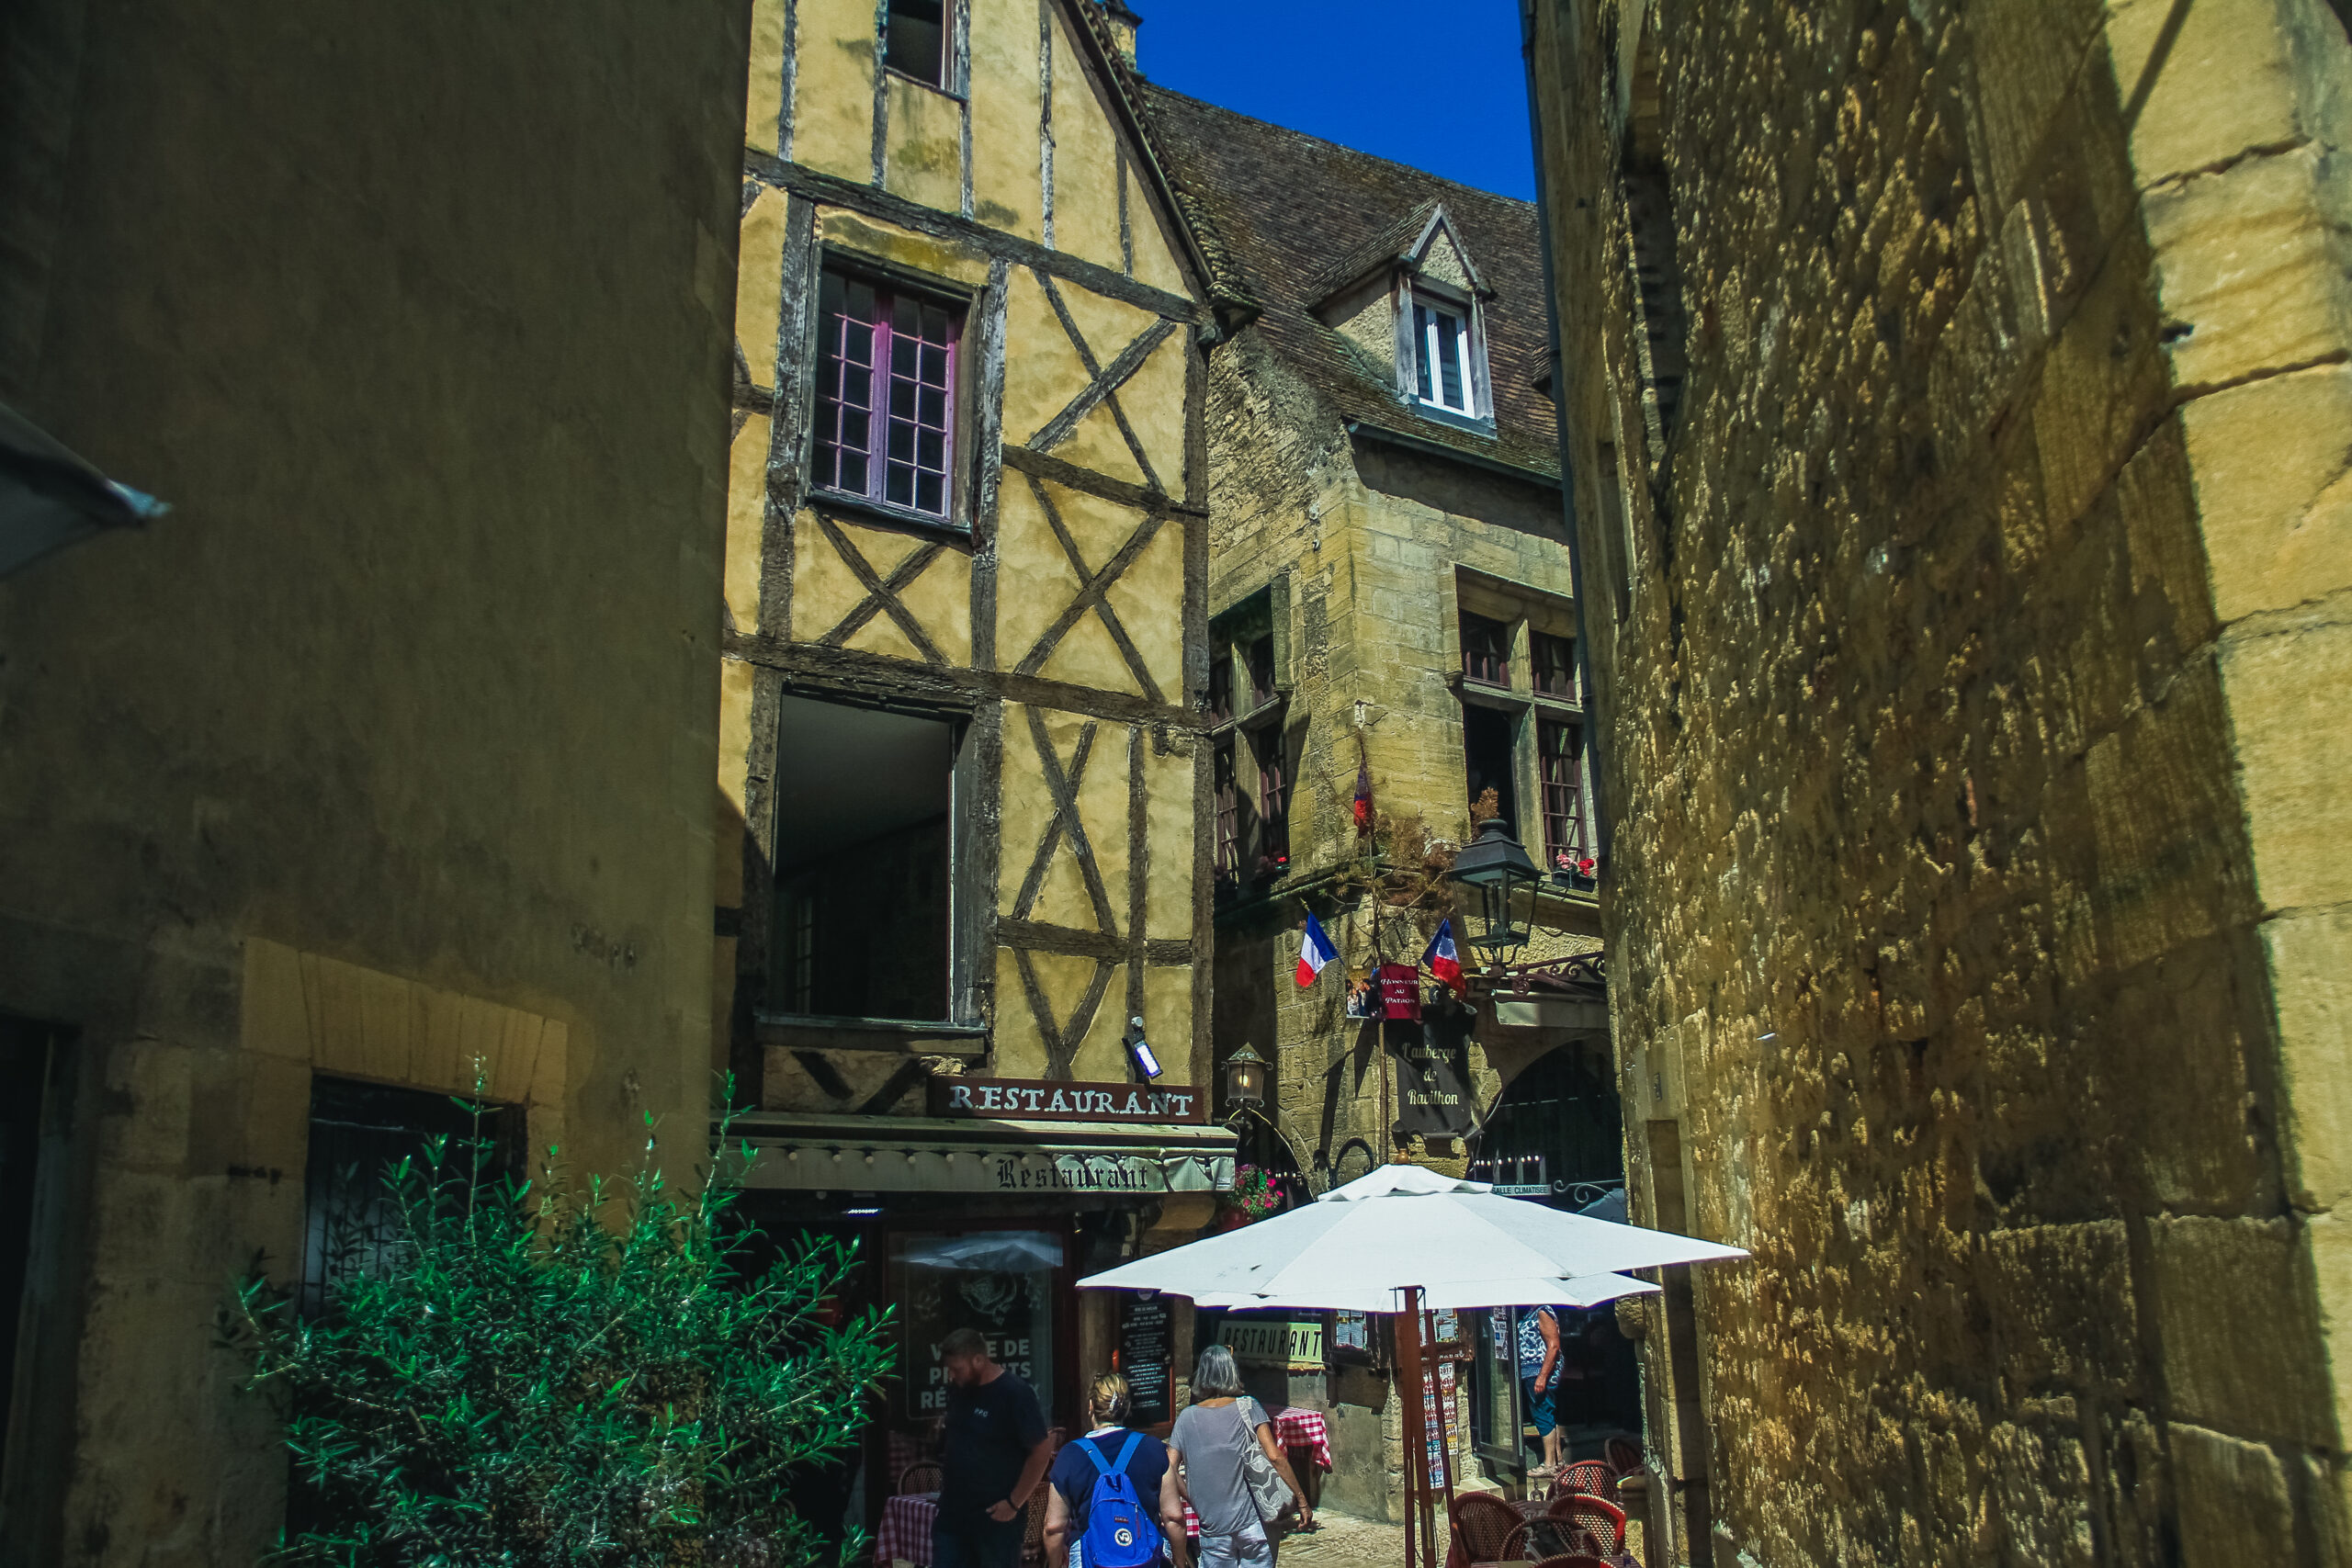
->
(1527, 0, 2352, 1562)
(0, 0, 747, 1559)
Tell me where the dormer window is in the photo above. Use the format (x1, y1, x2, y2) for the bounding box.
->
(1414, 296, 1476, 415)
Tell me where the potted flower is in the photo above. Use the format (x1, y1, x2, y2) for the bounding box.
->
(1216, 1163, 1283, 1231)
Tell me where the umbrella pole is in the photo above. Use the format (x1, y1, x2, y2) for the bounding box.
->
(1395, 1288, 1433, 1568)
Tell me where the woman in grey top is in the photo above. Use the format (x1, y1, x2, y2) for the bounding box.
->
(1166, 1345, 1313, 1568)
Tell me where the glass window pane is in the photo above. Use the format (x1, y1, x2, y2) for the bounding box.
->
(918, 427, 944, 469)
(891, 377, 917, 420)
(886, 461, 913, 507)
(917, 471, 944, 514)
(889, 421, 914, 463)
(840, 450, 867, 494)
(1415, 305, 1434, 401)
(919, 385, 945, 428)
(1439, 312, 1465, 409)
(842, 409, 869, 453)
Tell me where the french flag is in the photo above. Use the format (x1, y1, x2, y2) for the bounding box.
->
(1423, 919, 1466, 998)
(1295, 912, 1339, 987)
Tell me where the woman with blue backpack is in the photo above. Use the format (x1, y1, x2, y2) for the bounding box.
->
(1044, 1372, 1192, 1568)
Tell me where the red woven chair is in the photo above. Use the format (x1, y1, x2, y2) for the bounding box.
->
(1551, 1460, 1615, 1501)
(1451, 1495, 1526, 1565)
(1602, 1436, 1643, 1476)
(1544, 1495, 1626, 1557)
(897, 1461, 943, 1496)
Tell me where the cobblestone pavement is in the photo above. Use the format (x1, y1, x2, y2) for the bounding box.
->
(1276, 1511, 1408, 1568)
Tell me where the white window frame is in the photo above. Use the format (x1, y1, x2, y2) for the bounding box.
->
(1412, 293, 1478, 416)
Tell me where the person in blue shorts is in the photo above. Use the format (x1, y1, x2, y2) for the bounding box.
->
(1516, 1306, 1562, 1477)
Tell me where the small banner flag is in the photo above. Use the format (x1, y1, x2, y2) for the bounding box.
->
(1351, 760, 1374, 832)
(1296, 912, 1339, 987)
(1422, 919, 1466, 998)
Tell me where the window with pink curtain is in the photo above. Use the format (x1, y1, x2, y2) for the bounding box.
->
(813, 270, 960, 521)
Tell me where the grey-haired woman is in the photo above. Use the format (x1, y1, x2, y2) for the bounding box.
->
(1165, 1345, 1311, 1568)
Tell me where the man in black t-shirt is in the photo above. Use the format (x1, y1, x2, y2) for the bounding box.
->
(935, 1327, 1054, 1568)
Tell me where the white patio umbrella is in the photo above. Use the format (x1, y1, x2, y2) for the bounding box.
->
(1077, 1161, 1745, 1312)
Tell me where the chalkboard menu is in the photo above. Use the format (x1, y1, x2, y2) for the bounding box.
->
(1120, 1296, 1173, 1426)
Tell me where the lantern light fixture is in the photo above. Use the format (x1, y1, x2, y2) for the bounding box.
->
(1223, 1042, 1269, 1114)
(1448, 818, 1542, 962)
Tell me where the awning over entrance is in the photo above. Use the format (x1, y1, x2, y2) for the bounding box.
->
(727, 1111, 1238, 1196)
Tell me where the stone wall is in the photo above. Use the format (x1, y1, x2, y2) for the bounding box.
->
(0, 1, 748, 1559)
(1526, 0, 2352, 1562)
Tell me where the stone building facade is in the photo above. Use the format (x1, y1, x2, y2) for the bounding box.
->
(1525, 0, 2352, 1562)
(712, 0, 1240, 1503)
(0, 1, 749, 1561)
(1145, 87, 1618, 1517)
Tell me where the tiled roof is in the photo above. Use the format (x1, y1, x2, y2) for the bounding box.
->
(1140, 85, 1560, 480)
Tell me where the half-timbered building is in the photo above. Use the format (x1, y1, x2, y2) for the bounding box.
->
(716, 0, 1245, 1511)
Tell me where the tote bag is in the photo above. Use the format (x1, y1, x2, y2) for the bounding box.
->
(1234, 1402, 1293, 1525)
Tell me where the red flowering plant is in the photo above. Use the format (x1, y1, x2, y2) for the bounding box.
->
(1218, 1164, 1283, 1227)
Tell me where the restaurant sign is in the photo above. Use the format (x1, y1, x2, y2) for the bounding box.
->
(1221, 1317, 1326, 1371)
(931, 1077, 1208, 1123)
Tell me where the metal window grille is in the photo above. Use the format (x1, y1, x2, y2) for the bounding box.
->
(1540, 720, 1588, 869)
(814, 271, 959, 519)
(1532, 632, 1577, 701)
(1461, 613, 1510, 688)
(300, 1077, 515, 1319)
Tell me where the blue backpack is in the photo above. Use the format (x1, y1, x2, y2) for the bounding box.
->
(1078, 1432, 1158, 1568)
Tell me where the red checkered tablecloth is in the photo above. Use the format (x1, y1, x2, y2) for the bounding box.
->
(1270, 1406, 1332, 1472)
(878, 1492, 938, 1566)
(876, 1487, 1201, 1564)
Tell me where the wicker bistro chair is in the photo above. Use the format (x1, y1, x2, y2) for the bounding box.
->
(1550, 1460, 1615, 1502)
(1452, 1494, 1528, 1564)
(1018, 1429, 1067, 1566)
(1543, 1495, 1626, 1558)
(1602, 1436, 1643, 1477)
(898, 1462, 944, 1497)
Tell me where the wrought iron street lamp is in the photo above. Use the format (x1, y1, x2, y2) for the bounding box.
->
(1222, 1042, 1269, 1115)
(1448, 818, 1541, 964)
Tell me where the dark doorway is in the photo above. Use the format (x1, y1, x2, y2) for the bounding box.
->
(0, 1019, 62, 1483)
(770, 695, 957, 1023)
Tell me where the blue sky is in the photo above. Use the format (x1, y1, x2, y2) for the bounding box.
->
(1133, 1, 1537, 200)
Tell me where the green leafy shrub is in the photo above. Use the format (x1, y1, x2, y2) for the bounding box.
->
(227, 1105, 891, 1567)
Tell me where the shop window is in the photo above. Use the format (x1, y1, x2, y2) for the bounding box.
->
(769, 694, 957, 1022)
(1532, 632, 1577, 702)
(1460, 612, 1510, 689)
(301, 1077, 516, 1317)
(1539, 720, 1589, 873)
(894, 1230, 1062, 1422)
(1463, 705, 1520, 831)
(884, 0, 953, 88)
(1413, 296, 1477, 415)
(812, 269, 962, 521)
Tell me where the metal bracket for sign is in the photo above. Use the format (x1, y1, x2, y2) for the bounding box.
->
(1474, 950, 1606, 995)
